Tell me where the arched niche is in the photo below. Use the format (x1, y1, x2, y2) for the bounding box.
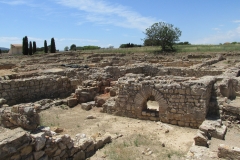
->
(134, 86, 168, 118)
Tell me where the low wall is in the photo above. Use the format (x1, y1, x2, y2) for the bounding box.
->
(0, 127, 111, 160)
(105, 74, 215, 128)
(0, 75, 78, 105)
(104, 64, 223, 79)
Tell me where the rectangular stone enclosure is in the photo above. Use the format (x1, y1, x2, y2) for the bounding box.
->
(109, 74, 215, 128)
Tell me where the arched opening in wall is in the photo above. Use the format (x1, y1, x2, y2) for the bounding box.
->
(146, 95, 159, 111)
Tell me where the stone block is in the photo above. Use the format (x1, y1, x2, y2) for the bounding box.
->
(218, 144, 240, 159)
(110, 88, 117, 97)
(20, 145, 33, 156)
(178, 121, 185, 126)
(95, 139, 104, 150)
(33, 151, 45, 160)
(194, 131, 208, 147)
(81, 103, 92, 111)
(0, 128, 31, 160)
(31, 132, 46, 151)
(67, 98, 78, 108)
(73, 151, 85, 160)
(102, 135, 111, 144)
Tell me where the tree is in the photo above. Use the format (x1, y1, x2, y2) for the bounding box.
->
(22, 36, 28, 55)
(33, 41, 37, 54)
(144, 22, 181, 51)
(22, 37, 25, 55)
(64, 46, 69, 51)
(0, 49, 2, 54)
(70, 44, 76, 51)
(143, 38, 159, 46)
(50, 38, 56, 53)
(29, 41, 32, 55)
(44, 40, 48, 53)
(120, 43, 142, 48)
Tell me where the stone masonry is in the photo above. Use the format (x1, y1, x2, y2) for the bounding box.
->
(104, 74, 215, 128)
(0, 75, 78, 105)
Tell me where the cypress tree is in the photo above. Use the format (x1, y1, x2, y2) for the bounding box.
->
(29, 41, 32, 55)
(0, 49, 2, 54)
(44, 40, 48, 53)
(22, 37, 25, 55)
(24, 36, 28, 55)
(50, 38, 56, 53)
(33, 41, 36, 54)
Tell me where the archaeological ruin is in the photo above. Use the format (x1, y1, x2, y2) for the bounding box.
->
(0, 52, 240, 159)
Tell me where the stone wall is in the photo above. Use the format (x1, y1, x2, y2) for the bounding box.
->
(0, 127, 111, 160)
(104, 64, 223, 79)
(104, 74, 215, 128)
(0, 75, 78, 105)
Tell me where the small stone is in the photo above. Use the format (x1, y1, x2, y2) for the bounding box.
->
(54, 127, 64, 133)
(165, 129, 169, 133)
(86, 115, 96, 119)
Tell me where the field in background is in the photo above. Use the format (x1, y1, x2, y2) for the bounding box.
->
(79, 44, 240, 54)
(2, 44, 240, 56)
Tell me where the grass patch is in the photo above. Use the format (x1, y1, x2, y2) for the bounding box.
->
(104, 134, 185, 160)
(78, 44, 240, 54)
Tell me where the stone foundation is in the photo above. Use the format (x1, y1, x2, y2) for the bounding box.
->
(0, 75, 77, 105)
(0, 127, 111, 160)
(104, 74, 215, 128)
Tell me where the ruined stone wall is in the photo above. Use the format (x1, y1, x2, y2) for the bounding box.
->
(0, 127, 111, 160)
(0, 75, 78, 105)
(104, 64, 223, 79)
(106, 74, 215, 128)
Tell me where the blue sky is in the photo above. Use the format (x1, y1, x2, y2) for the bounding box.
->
(0, 0, 240, 50)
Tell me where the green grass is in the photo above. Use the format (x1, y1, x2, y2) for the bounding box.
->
(78, 44, 240, 54)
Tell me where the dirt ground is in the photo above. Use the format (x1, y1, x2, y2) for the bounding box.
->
(1, 52, 240, 159)
(0, 69, 16, 76)
(40, 105, 197, 159)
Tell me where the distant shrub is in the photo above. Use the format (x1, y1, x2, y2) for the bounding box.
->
(76, 45, 101, 50)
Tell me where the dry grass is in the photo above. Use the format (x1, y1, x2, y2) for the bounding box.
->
(103, 134, 185, 160)
(39, 105, 196, 160)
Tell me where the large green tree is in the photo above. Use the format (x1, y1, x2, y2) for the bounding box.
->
(144, 22, 181, 51)
(33, 41, 36, 54)
(70, 44, 76, 51)
(44, 40, 48, 53)
(50, 38, 56, 53)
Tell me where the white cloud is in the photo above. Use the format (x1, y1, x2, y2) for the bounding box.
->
(212, 28, 220, 31)
(0, 37, 21, 43)
(56, 0, 158, 30)
(55, 38, 98, 43)
(28, 37, 44, 41)
(0, 0, 27, 5)
(193, 26, 240, 44)
(233, 20, 240, 23)
(0, 0, 58, 17)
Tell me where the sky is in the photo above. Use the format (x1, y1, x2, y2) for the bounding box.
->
(0, 0, 240, 50)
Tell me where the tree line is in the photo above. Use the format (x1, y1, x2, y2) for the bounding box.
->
(64, 44, 101, 51)
(119, 43, 142, 48)
(22, 36, 56, 55)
